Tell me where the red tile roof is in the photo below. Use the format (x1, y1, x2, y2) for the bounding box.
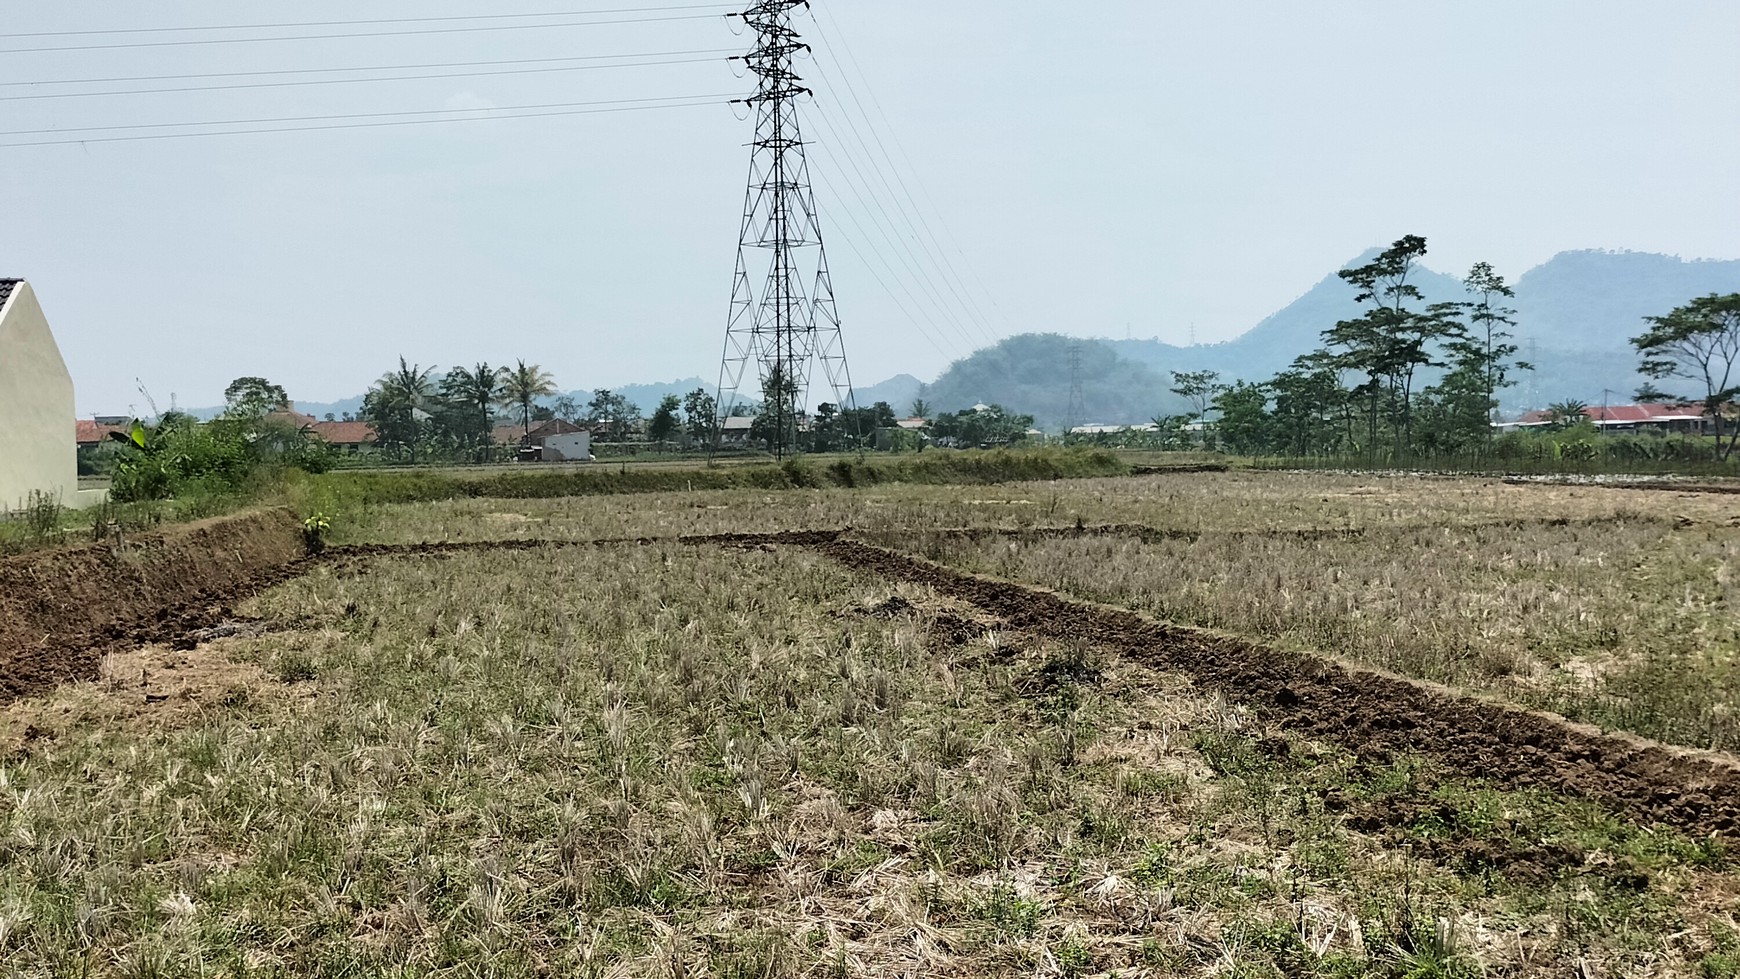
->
(76, 420, 129, 445)
(1516, 403, 1708, 425)
(309, 421, 375, 445)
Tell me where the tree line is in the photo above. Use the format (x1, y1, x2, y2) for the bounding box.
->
(1129, 235, 1740, 461)
(356, 359, 729, 462)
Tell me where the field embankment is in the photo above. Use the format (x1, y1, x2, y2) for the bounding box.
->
(291, 448, 1130, 507)
(0, 508, 308, 704)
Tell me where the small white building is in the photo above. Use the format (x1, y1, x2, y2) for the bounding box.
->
(543, 431, 594, 462)
(0, 279, 79, 512)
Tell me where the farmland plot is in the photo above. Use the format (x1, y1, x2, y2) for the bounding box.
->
(4, 471, 1740, 976)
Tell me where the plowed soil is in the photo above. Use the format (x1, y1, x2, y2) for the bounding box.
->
(813, 539, 1740, 840)
(0, 509, 310, 705)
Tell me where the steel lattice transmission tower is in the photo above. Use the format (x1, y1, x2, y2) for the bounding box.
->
(1064, 341, 1088, 435)
(714, 0, 855, 459)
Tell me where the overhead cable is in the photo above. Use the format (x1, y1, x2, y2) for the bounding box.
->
(806, 126, 983, 357)
(0, 97, 724, 148)
(0, 56, 727, 102)
(0, 93, 737, 137)
(0, 49, 738, 87)
(810, 7, 1007, 346)
(805, 56, 1000, 350)
(0, 14, 730, 54)
(5, 5, 737, 38)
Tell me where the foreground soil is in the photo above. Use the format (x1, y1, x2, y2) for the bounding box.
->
(0, 508, 309, 705)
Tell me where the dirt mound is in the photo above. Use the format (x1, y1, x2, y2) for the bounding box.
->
(0, 509, 309, 706)
(815, 539, 1740, 839)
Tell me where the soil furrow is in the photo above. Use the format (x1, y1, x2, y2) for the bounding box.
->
(812, 538, 1740, 840)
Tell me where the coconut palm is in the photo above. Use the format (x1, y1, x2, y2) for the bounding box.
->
(440, 363, 506, 458)
(364, 358, 437, 460)
(499, 360, 558, 443)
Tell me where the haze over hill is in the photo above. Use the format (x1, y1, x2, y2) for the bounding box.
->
(193, 249, 1740, 430)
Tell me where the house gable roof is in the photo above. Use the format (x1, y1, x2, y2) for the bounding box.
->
(0, 279, 20, 314)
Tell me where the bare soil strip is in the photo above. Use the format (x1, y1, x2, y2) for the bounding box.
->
(0, 509, 309, 706)
(811, 538, 1740, 840)
(1503, 478, 1740, 495)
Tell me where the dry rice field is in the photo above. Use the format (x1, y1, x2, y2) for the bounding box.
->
(5, 469, 1740, 977)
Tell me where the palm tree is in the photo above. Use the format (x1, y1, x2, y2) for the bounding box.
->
(365, 358, 436, 460)
(499, 360, 558, 443)
(441, 363, 505, 458)
(1548, 399, 1590, 430)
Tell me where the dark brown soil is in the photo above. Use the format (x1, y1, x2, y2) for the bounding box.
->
(0, 509, 311, 705)
(1504, 478, 1740, 496)
(813, 539, 1740, 840)
(1130, 464, 1232, 476)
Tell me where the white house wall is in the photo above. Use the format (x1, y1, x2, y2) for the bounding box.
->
(0, 281, 78, 511)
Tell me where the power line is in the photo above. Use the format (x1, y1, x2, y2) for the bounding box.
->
(0, 14, 730, 54)
(805, 123, 982, 356)
(809, 5, 1007, 346)
(0, 49, 737, 88)
(803, 52, 999, 350)
(808, 141, 964, 362)
(0, 95, 727, 146)
(0, 56, 726, 102)
(0, 98, 723, 149)
(6, 5, 738, 38)
(0, 93, 735, 137)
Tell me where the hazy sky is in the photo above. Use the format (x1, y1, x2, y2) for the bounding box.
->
(4, 1, 1737, 414)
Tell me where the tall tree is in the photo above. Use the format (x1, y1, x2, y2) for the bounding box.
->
(910, 398, 931, 421)
(363, 358, 436, 461)
(1633, 293, 1740, 459)
(1323, 236, 1460, 453)
(749, 366, 802, 453)
(438, 363, 504, 459)
(587, 389, 638, 441)
(647, 395, 682, 448)
(1211, 382, 1272, 455)
(1460, 262, 1527, 428)
(1169, 370, 1225, 421)
(223, 377, 290, 419)
(499, 360, 558, 443)
(1268, 360, 1344, 456)
(682, 388, 718, 446)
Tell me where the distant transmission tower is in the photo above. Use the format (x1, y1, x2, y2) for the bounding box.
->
(714, 0, 855, 459)
(1064, 341, 1087, 435)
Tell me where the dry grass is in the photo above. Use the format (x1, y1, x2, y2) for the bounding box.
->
(886, 509, 1740, 751)
(0, 535, 1737, 976)
(326, 470, 1740, 547)
(7, 473, 1740, 975)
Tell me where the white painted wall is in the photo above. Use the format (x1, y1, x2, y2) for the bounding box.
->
(0, 281, 78, 512)
(542, 432, 593, 462)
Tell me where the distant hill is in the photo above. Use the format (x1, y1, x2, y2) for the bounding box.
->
(852, 373, 925, 412)
(578, 377, 713, 414)
(177, 250, 1739, 429)
(921, 334, 1185, 429)
(1106, 249, 1740, 411)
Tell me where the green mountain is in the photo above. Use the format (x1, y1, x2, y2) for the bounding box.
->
(920, 334, 1184, 429)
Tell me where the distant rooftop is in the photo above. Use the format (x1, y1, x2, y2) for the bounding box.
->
(0, 278, 20, 311)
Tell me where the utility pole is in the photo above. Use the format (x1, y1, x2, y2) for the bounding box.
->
(714, 0, 855, 460)
(1064, 340, 1087, 436)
